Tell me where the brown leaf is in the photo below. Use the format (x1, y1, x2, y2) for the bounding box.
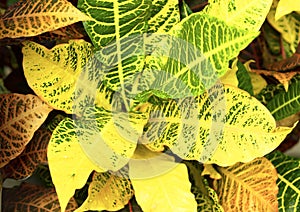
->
(214, 157, 278, 212)
(2, 183, 77, 212)
(266, 52, 300, 72)
(1, 128, 51, 180)
(0, 94, 52, 168)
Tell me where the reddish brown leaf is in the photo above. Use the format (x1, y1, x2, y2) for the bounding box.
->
(0, 94, 52, 168)
(267, 52, 300, 72)
(2, 183, 77, 212)
(1, 128, 51, 180)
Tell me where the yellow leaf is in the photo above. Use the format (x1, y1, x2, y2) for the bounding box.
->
(75, 171, 133, 212)
(22, 40, 92, 114)
(249, 72, 268, 95)
(275, 0, 300, 20)
(220, 58, 239, 87)
(214, 157, 278, 212)
(0, 94, 52, 168)
(0, 0, 92, 39)
(47, 118, 104, 212)
(202, 164, 222, 180)
(130, 159, 197, 212)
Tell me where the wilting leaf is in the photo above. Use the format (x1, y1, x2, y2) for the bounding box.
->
(130, 161, 197, 211)
(0, 0, 92, 39)
(275, 0, 300, 20)
(2, 183, 77, 212)
(141, 84, 294, 166)
(267, 77, 300, 120)
(47, 117, 104, 212)
(22, 40, 93, 114)
(77, 0, 151, 48)
(267, 0, 300, 53)
(76, 170, 133, 212)
(214, 157, 278, 212)
(204, 0, 272, 31)
(266, 151, 300, 212)
(0, 94, 52, 168)
(1, 128, 50, 180)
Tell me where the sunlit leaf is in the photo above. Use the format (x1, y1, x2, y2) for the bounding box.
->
(202, 164, 221, 180)
(130, 161, 197, 212)
(48, 117, 104, 212)
(22, 40, 93, 114)
(76, 170, 133, 212)
(266, 151, 300, 212)
(267, 76, 300, 120)
(0, 0, 92, 39)
(219, 58, 239, 87)
(0, 94, 52, 168)
(2, 183, 77, 212)
(214, 157, 278, 212)
(141, 84, 294, 166)
(1, 129, 50, 180)
(275, 0, 300, 20)
(204, 0, 272, 31)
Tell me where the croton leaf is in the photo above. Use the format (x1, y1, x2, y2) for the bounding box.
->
(236, 60, 254, 95)
(2, 183, 77, 212)
(214, 157, 278, 212)
(141, 84, 294, 166)
(129, 161, 197, 211)
(267, 0, 300, 53)
(22, 40, 93, 114)
(0, 93, 52, 168)
(48, 117, 104, 212)
(0, 0, 92, 39)
(76, 170, 133, 212)
(275, 0, 300, 20)
(77, 0, 151, 48)
(266, 77, 300, 120)
(204, 0, 272, 32)
(1, 128, 50, 180)
(266, 151, 300, 212)
(0, 78, 10, 94)
(140, 13, 258, 98)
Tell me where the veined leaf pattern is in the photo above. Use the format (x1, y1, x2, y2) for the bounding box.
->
(204, 0, 272, 31)
(214, 157, 278, 212)
(267, 77, 300, 120)
(0, 94, 52, 168)
(0, 0, 92, 39)
(141, 84, 294, 166)
(1, 129, 50, 180)
(75, 170, 133, 211)
(266, 151, 300, 212)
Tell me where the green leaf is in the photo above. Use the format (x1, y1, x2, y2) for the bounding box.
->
(141, 84, 294, 166)
(214, 157, 278, 211)
(267, 77, 300, 120)
(0, 0, 92, 39)
(130, 160, 197, 211)
(139, 13, 258, 98)
(47, 117, 104, 212)
(76, 170, 133, 211)
(266, 151, 300, 212)
(77, 0, 151, 48)
(180, 0, 193, 20)
(204, 0, 272, 31)
(236, 60, 254, 95)
(0, 79, 9, 94)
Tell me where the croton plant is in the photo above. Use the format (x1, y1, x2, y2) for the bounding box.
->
(1, 0, 300, 211)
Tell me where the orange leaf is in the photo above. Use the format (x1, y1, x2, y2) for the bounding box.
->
(0, 94, 52, 168)
(2, 183, 77, 211)
(0, 0, 92, 39)
(1, 128, 51, 180)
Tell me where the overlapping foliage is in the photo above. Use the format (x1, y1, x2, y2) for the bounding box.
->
(1, 0, 300, 211)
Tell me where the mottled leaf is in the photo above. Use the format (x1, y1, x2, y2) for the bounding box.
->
(266, 151, 300, 212)
(141, 84, 294, 166)
(1, 128, 50, 180)
(0, 0, 92, 39)
(214, 157, 278, 212)
(0, 94, 52, 168)
(76, 170, 133, 211)
(2, 183, 77, 212)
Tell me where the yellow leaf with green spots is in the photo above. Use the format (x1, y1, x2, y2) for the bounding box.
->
(48, 117, 104, 212)
(140, 84, 294, 166)
(0, 0, 92, 39)
(75, 171, 133, 212)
